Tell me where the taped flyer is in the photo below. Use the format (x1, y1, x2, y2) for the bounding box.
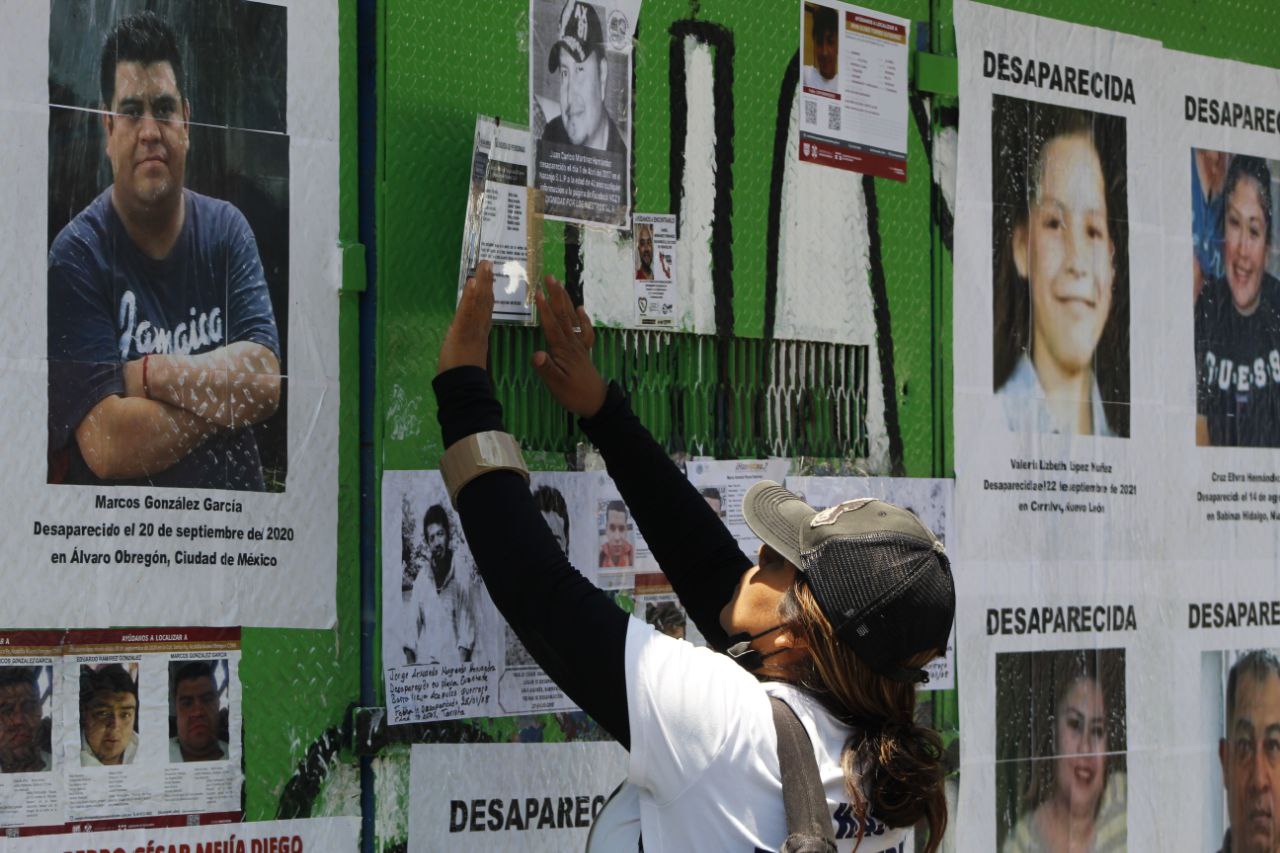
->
(458, 115, 535, 324)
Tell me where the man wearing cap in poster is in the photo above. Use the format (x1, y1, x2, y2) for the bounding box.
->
(1217, 650, 1280, 853)
(48, 11, 281, 491)
(543, 0, 627, 154)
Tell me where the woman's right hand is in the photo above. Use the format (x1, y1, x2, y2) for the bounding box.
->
(532, 276, 607, 419)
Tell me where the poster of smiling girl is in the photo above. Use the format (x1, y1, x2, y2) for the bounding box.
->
(952, 0, 1163, 566)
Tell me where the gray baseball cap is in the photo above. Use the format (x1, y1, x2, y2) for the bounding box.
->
(742, 481, 955, 684)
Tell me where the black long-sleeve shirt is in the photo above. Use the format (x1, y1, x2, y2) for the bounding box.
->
(433, 366, 752, 749)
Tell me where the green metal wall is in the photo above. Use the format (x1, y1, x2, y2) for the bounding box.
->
(377, 0, 944, 477)
(236, 1, 362, 823)
(233, 0, 1280, 845)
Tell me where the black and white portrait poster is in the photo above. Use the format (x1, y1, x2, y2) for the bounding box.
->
(0, 0, 341, 628)
(529, 0, 640, 227)
(382, 470, 502, 724)
(952, 2, 1165, 848)
(383, 470, 605, 724)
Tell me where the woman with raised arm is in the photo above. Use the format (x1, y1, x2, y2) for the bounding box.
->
(433, 262, 956, 852)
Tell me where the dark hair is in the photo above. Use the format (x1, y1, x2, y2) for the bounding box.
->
(1222, 155, 1274, 249)
(605, 499, 628, 518)
(808, 3, 838, 39)
(991, 95, 1131, 436)
(423, 504, 451, 540)
(0, 666, 39, 693)
(646, 601, 686, 633)
(699, 487, 722, 503)
(780, 581, 948, 852)
(1226, 649, 1280, 728)
(79, 663, 137, 711)
(100, 11, 186, 108)
(531, 485, 570, 543)
(171, 660, 216, 690)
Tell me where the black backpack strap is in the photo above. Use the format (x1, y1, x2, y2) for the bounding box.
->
(770, 695, 838, 853)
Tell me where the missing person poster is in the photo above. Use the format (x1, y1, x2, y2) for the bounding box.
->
(495, 472, 595, 716)
(2, 816, 360, 852)
(593, 471, 659, 590)
(408, 742, 627, 852)
(684, 459, 791, 562)
(798, 0, 910, 180)
(384, 471, 607, 724)
(61, 629, 242, 829)
(382, 470, 503, 724)
(1157, 51, 1280, 565)
(1152, 594, 1280, 851)
(0, 633, 63, 833)
(458, 116, 534, 324)
(993, 648, 1129, 851)
(633, 590, 705, 648)
(952, 0, 1163, 565)
(0, 0, 341, 629)
(952, 3, 1169, 847)
(1, 628, 243, 834)
(632, 214, 677, 328)
(1198, 647, 1280, 851)
(530, 0, 640, 227)
(785, 476, 956, 689)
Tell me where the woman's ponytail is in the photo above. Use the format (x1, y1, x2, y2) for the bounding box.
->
(846, 718, 947, 849)
(780, 583, 950, 852)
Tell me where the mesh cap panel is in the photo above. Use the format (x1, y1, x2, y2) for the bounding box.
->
(801, 531, 954, 674)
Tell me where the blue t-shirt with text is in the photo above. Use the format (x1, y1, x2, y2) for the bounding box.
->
(48, 189, 280, 490)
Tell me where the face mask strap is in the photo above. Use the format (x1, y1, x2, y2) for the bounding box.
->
(725, 623, 786, 671)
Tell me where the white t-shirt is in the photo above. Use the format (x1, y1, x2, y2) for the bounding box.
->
(415, 556, 479, 665)
(603, 618, 910, 853)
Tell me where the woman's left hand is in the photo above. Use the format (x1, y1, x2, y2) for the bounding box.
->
(437, 260, 496, 374)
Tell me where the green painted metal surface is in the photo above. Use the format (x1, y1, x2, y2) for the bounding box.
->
(238, 0, 361, 824)
(377, 0, 939, 475)
(231, 0, 1280, 844)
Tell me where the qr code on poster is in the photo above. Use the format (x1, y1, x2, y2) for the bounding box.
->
(827, 104, 841, 132)
(804, 100, 817, 126)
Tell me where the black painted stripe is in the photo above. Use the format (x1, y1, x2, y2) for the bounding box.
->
(763, 53, 800, 342)
(861, 174, 905, 474)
